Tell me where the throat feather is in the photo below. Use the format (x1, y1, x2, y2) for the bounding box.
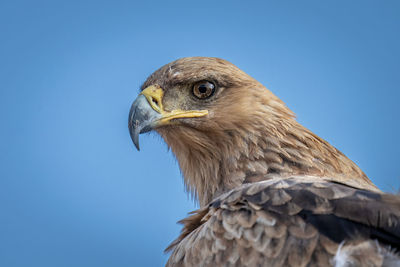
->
(159, 122, 376, 207)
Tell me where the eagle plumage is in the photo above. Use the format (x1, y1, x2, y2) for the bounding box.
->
(128, 57, 400, 266)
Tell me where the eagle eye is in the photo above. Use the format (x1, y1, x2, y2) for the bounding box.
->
(192, 81, 215, 99)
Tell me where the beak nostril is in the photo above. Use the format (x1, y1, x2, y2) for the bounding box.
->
(152, 97, 159, 107)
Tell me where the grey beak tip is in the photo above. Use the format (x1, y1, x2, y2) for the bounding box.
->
(128, 119, 141, 151)
(128, 112, 140, 151)
(133, 134, 140, 151)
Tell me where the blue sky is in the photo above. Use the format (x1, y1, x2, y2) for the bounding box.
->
(1, 0, 399, 266)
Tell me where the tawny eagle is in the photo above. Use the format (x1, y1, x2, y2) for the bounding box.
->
(128, 57, 400, 266)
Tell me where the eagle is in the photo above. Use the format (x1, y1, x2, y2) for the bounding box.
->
(128, 57, 400, 266)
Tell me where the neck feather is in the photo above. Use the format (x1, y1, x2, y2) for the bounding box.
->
(158, 86, 378, 206)
(159, 119, 377, 206)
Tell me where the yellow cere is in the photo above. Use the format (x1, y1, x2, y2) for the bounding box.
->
(141, 85, 209, 124)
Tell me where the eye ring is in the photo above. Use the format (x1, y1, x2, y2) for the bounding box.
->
(192, 81, 215, 99)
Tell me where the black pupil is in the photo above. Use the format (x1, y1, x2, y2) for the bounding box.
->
(198, 85, 208, 94)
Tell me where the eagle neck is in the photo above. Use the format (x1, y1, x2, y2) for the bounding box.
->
(159, 118, 377, 207)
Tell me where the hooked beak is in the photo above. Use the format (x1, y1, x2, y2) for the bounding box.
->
(128, 85, 208, 150)
(128, 93, 161, 150)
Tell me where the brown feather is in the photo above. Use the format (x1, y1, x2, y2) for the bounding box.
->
(166, 178, 400, 266)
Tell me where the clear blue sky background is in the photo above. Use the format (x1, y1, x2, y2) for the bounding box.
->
(1, 0, 399, 266)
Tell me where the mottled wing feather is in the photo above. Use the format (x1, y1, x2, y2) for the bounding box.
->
(167, 178, 400, 266)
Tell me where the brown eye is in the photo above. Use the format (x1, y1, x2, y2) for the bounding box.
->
(192, 81, 215, 99)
